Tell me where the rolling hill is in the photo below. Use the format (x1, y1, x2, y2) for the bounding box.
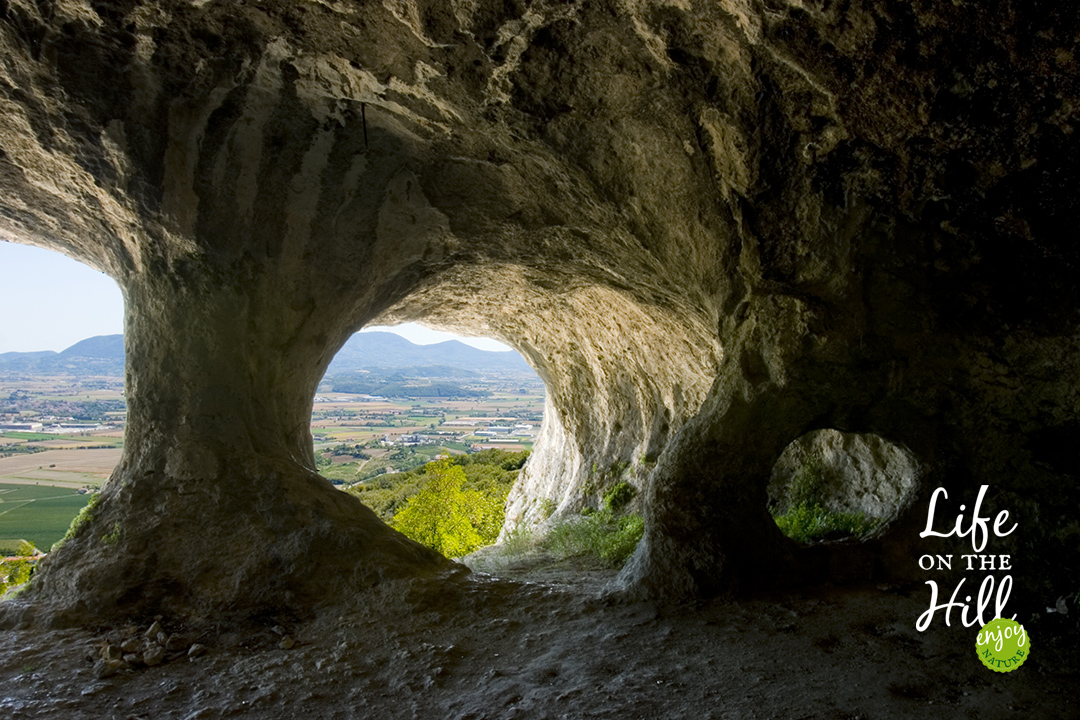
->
(0, 332, 533, 376)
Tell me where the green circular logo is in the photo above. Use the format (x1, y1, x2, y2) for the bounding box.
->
(976, 618, 1030, 673)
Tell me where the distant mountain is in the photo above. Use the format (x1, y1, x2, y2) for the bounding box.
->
(0, 332, 533, 377)
(59, 335, 125, 360)
(326, 332, 533, 374)
(0, 335, 125, 375)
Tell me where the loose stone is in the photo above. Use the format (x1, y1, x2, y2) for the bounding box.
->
(144, 645, 166, 667)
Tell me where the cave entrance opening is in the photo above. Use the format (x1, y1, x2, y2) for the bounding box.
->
(767, 429, 919, 544)
(314, 323, 545, 560)
(0, 242, 125, 558)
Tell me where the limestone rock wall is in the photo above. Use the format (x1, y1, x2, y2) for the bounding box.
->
(768, 429, 919, 520)
(0, 0, 1076, 619)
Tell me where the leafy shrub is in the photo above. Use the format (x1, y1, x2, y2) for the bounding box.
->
(784, 455, 827, 512)
(602, 482, 636, 512)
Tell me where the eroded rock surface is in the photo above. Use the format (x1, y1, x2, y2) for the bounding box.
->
(769, 429, 918, 519)
(0, 0, 1077, 620)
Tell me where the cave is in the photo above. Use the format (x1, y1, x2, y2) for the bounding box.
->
(0, 0, 1077, 715)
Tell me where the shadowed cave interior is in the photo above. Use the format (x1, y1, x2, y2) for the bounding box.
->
(0, 0, 1078, 715)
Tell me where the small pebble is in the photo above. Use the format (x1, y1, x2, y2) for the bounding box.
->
(144, 621, 162, 640)
(279, 635, 295, 650)
(188, 644, 207, 659)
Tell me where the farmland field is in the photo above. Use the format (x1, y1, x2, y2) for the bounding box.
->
(0, 448, 121, 485)
(0, 483, 92, 550)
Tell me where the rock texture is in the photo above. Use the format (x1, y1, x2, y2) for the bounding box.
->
(0, 0, 1077, 620)
(768, 429, 918, 519)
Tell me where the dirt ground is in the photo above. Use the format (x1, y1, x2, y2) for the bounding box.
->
(0, 553, 1075, 720)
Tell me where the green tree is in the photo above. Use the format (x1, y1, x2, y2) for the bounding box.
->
(392, 460, 486, 557)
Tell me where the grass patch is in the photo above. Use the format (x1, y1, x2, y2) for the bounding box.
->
(1, 432, 118, 445)
(770, 455, 880, 543)
(546, 509, 644, 566)
(0, 538, 31, 555)
(492, 485, 644, 569)
(773, 503, 880, 543)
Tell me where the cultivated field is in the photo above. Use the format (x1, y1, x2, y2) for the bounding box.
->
(0, 483, 92, 550)
(0, 448, 121, 487)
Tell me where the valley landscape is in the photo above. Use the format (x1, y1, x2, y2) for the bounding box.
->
(0, 332, 545, 550)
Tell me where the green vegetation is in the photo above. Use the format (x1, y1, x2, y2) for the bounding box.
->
(546, 509, 645, 566)
(101, 521, 121, 545)
(602, 481, 636, 512)
(772, 503, 880, 543)
(348, 449, 528, 556)
(0, 540, 38, 596)
(372, 453, 645, 568)
(492, 483, 643, 569)
(544, 482, 643, 566)
(352, 445, 451, 483)
(327, 371, 490, 398)
(327, 443, 371, 460)
(0, 485, 95, 549)
(391, 461, 489, 557)
(0, 443, 46, 456)
(769, 455, 880, 543)
(1, 432, 59, 442)
(0, 539, 29, 555)
(52, 491, 100, 550)
(0, 431, 121, 447)
(536, 497, 557, 521)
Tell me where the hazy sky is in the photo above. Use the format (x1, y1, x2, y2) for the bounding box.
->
(0, 241, 509, 353)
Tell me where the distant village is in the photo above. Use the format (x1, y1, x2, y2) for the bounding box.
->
(386, 422, 536, 449)
(311, 393, 539, 451)
(0, 417, 115, 434)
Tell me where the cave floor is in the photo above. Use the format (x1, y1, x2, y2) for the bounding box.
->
(1, 557, 1075, 720)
